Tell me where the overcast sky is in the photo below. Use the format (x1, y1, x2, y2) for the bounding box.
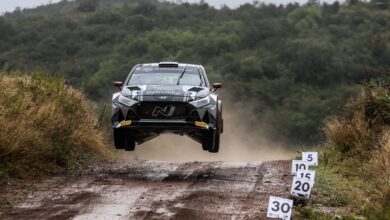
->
(0, 0, 338, 14)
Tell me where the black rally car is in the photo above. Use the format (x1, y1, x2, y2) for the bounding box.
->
(111, 62, 223, 153)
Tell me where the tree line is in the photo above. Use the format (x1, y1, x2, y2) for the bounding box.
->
(0, 0, 389, 144)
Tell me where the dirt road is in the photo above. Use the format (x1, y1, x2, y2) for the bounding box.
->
(1, 160, 292, 220)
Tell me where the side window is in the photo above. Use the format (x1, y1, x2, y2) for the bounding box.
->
(179, 72, 202, 86)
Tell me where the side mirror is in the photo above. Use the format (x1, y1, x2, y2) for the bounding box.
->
(213, 83, 222, 89)
(113, 81, 123, 88)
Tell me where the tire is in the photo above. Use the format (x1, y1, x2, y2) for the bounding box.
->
(201, 136, 209, 151)
(208, 130, 220, 153)
(114, 129, 125, 149)
(124, 134, 136, 151)
(202, 128, 220, 153)
(217, 100, 223, 134)
(113, 129, 136, 151)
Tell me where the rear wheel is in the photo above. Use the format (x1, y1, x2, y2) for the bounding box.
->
(113, 129, 136, 151)
(218, 101, 223, 134)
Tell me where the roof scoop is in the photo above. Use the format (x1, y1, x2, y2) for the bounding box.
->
(159, 62, 179, 68)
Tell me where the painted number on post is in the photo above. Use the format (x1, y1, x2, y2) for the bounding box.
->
(291, 177, 313, 198)
(267, 196, 293, 220)
(291, 160, 309, 175)
(302, 152, 318, 166)
(296, 170, 316, 185)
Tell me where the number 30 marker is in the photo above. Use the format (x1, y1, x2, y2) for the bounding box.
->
(267, 196, 293, 220)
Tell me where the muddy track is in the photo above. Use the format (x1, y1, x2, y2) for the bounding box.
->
(1, 161, 292, 220)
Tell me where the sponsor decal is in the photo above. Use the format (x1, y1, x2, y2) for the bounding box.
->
(195, 121, 209, 129)
(118, 120, 132, 128)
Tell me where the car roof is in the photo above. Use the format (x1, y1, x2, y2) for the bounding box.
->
(140, 62, 202, 69)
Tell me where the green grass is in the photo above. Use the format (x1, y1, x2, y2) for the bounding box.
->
(296, 76, 390, 219)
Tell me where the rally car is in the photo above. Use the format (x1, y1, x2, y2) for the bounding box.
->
(111, 62, 223, 153)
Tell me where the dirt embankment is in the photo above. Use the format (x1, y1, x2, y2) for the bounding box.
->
(1, 160, 292, 220)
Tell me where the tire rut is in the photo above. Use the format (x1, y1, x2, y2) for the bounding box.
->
(1, 160, 292, 220)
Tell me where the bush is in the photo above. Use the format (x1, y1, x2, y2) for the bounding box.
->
(322, 72, 390, 215)
(324, 74, 389, 159)
(0, 72, 112, 180)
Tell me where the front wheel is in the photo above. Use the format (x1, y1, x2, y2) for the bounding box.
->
(202, 128, 220, 153)
(113, 129, 136, 151)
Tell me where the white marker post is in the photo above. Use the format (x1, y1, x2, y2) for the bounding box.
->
(302, 152, 318, 166)
(290, 177, 314, 198)
(267, 196, 293, 220)
(296, 170, 316, 185)
(291, 160, 309, 176)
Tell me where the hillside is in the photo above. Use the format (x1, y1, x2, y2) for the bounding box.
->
(1, 0, 389, 145)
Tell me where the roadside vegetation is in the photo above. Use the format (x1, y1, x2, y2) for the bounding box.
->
(298, 71, 390, 219)
(0, 71, 112, 183)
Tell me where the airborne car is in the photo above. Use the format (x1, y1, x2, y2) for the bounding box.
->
(111, 62, 223, 153)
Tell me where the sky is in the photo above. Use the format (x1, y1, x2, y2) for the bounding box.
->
(0, 0, 338, 14)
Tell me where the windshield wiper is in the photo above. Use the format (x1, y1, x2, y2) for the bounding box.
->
(176, 67, 187, 85)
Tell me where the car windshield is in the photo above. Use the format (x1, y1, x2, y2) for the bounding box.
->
(127, 67, 203, 86)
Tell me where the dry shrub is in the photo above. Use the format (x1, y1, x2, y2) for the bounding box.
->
(324, 90, 386, 160)
(323, 73, 390, 215)
(370, 131, 390, 186)
(0, 72, 112, 179)
(369, 131, 390, 206)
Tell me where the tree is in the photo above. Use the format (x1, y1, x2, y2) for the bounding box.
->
(77, 0, 98, 12)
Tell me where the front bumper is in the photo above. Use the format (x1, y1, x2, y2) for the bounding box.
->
(114, 119, 211, 131)
(111, 99, 218, 133)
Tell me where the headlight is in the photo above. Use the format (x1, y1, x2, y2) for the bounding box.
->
(118, 94, 138, 106)
(190, 95, 211, 108)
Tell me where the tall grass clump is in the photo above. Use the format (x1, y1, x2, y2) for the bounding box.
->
(0, 71, 112, 180)
(323, 71, 390, 217)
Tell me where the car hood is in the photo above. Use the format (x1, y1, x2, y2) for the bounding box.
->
(121, 85, 210, 102)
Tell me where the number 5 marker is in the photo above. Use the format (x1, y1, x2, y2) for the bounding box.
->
(302, 152, 318, 166)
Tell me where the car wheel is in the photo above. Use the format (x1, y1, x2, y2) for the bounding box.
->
(124, 134, 136, 151)
(208, 130, 220, 153)
(218, 101, 223, 134)
(202, 129, 220, 153)
(201, 138, 209, 151)
(114, 129, 136, 151)
(114, 129, 125, 149)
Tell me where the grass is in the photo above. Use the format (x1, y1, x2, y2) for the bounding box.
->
(298, 73, 390, 219)
(0, 71, 113, 181)
(295, 207, 334, 220)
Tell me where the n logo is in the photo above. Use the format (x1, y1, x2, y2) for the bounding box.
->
(152, 105, 175, 117)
